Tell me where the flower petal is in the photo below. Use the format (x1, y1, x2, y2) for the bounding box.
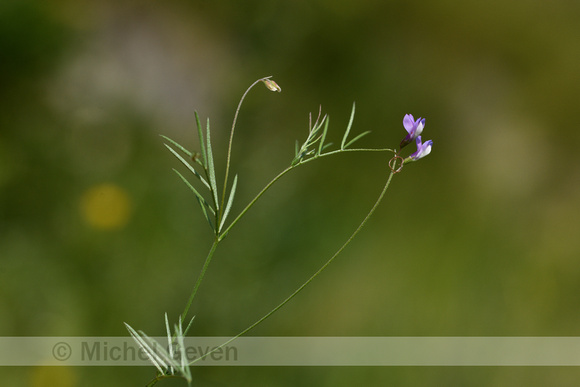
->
(409, 136, 433, 160)
(415, 118, 425, 136)
(403, 114, 415, 133)
(420, 139, 432, 158)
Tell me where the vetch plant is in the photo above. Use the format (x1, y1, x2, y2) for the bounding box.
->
(125, 76, 433, 386)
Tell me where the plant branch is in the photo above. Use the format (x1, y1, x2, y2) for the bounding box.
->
(191, 168, 397, 365)
(180, 238, 219, 325)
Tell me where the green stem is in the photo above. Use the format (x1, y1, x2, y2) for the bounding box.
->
(219, 147, 395, 240)
(191, 168, 396, 365)
(180, 238, 219, 325)
(219, 165, 295, 241)
(313, 147, 395, 157)
(145, 373, 184, 387)
(185, 148, 394, 325)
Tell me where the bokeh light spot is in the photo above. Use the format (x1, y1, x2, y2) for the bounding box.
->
(80, 183, 132, 230)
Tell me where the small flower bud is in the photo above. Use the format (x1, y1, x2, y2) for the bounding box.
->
(262, 78, 282, 92)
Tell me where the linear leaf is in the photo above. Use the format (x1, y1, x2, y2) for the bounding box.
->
(316, 116, 330, 156)
(341, 102, 356, 150)
(194, 111, 207, 168)
(183, 314, 195, 336)
(205, 118, 219, 211)
(174, 321, 191, 379)
(164, 143, 210, 190)
(219, 174, 238, 232)
(125, 323, 167, 374)
(344, 130, 371, 149)
(173, 169, 215, 231)
(137, 331, 180, 372)
(159, 135, 192, 158)
(322, 142, 333, 151)
(164, 313, 174, 370)
(172, 169, 215, 216)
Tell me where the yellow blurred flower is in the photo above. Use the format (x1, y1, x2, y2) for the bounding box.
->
(80, 183, 132, 230)
(30, 366, 77, 387)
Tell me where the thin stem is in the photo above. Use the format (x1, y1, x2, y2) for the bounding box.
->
(302, 147, 395, 164)
(187, 148, 394, 325)
(219, 147, 395, 240)
(180, 238, 219, 325)
(145, 374, 184, 387)
(191, 168, 396, 365)
(218, 165, 295, 241)
(219, 77, 273, 223)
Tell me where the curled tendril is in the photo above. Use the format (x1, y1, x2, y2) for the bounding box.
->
(388, 155, 404, 173)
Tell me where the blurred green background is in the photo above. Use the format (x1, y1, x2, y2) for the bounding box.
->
(2, 0, 580, 385)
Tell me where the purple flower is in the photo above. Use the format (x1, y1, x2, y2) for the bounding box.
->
(408, 136, 433, 161)
(400, 114, 425, 148)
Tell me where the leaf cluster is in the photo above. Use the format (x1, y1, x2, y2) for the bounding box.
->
(125, 314, 195, 386)
(291, 103, 370, 166)
(161, 112, 237, 237)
